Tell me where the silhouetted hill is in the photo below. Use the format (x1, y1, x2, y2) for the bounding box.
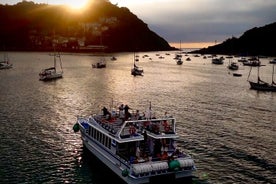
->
(0, 0, 175, 52)
(191, 22, 276, 56)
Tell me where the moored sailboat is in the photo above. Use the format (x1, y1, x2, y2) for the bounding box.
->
(175, 40, 183, 65)
(0, 52, 13, 70)
(131, 52, 143, 76)
(92, 57, 106, 68)
(39, 52, 63, 81)
(247, 63, 276, 92)
(227, 61, 239, 70)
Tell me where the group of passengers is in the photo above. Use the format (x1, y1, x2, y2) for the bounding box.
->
(102, 104, 145, 121)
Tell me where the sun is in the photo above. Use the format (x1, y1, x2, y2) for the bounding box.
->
(66, 0, 89, 11)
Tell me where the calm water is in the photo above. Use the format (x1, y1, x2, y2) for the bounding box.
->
(0, 51, 275, 184)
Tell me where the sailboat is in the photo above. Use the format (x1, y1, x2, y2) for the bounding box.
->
(175, 40, 183, 65)
(227, 59, 239, 70)
(174, 40, 183, 65)
(92, 32, 107, 69)
(131, 52, 143, 76)
(176, 57, 183, 65)
(0, 52, 13, 70)
(39, 50, 63, 81)
(247, 63, 276, 92)
(92, 57, 106, 68)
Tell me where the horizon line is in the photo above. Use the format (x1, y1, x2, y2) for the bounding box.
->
(169, 42, 218, 49)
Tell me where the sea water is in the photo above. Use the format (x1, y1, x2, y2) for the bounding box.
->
(0, 51, 275, 184)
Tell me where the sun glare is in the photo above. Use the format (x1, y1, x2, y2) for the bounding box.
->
(66, 0, 89, 11)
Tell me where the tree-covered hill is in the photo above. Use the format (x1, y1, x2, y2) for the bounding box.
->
(0, 0, 175, 52)
(191, 22, 276, 56)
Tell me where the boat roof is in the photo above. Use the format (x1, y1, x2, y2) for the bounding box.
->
(83, 114, 179, 144)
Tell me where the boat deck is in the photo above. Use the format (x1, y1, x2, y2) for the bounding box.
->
(91, 112, 178, 140)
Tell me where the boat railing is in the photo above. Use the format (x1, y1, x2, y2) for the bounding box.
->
(90, 109, 178, 140)
(117, 118, 176, 139)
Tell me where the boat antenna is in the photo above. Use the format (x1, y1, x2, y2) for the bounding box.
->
(257, 65, 260, 83)
(59, 53, 63, 72)
(272, 63, 275, 85)
(53, 29, 57, 71)
(110, 98, 114, 110)
(145, 101, 152, 119)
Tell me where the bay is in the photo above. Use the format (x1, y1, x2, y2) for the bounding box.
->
(0, 51, 275, 184)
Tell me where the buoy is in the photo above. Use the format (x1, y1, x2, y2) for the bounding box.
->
(73, 123, 80, 132)
(168, 160, 180, 171)
(122, 169, 129, 177)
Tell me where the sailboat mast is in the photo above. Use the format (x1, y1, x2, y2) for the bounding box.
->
(272, 63, 275, 84)
(53, 30, 57, 71)
(247, 66, 252, 81)
(257, 66, 260, 83)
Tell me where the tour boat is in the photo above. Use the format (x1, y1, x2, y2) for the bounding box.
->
(73, 102, 196, 184)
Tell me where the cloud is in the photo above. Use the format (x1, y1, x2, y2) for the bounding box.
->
(118, 0, 276, 44)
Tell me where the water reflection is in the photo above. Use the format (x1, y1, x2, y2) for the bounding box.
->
(0, 52, 275, 184)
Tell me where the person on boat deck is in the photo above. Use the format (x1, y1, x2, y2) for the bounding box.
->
(161, 151, 168, 160)
(164, 111, 168, 118)
(124, 104, 132, 120)
(134, 110, 142, 120)
(102, 106, 111, 120)
(118, 104, 124, 118)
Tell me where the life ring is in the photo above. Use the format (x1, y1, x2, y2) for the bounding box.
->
(129, 125, 136, 135)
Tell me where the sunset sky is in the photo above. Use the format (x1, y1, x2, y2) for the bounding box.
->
(2, 0, 276, 48)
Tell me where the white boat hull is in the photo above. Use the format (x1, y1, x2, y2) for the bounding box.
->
(80, 130, 150, 184)
(39, 72, 63, 81)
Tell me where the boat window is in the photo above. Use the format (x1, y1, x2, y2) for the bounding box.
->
(99, 132, 103, 144)
(104, 136, 107, 147)
(108, 138, 111, 149)
(88, 126, 91, 136)
(93, 128, 96, 139)
(96, 131, 100, 141)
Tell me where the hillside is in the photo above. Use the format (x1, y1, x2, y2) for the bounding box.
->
(0, 0, 175, 52)
(191, 22, 276, 56)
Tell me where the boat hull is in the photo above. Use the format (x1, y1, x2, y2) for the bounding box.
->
(39, 73, 63, 81)
(80, 130, 150, 184)
(0, 63, 13, 70)
(233, 73, 242, 77)
(131, 68, 143, 76)
(249, 81, 276, 92)
(79, 123, 195, 184)
(82, 135, 194, 184)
